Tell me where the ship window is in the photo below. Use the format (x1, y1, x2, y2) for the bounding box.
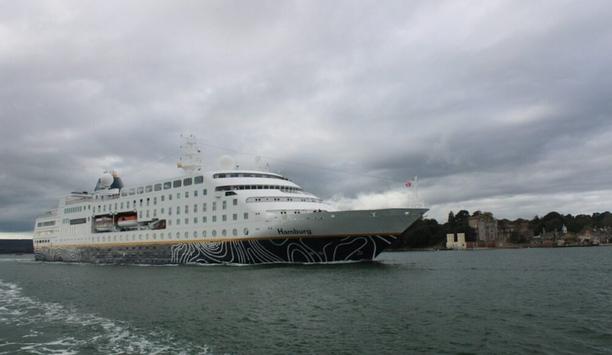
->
(163, 182, 171, 190)
(194, 190, 198, 197)
(232, 213, 237, 221)
(185, 191, 189, 198)
(177, 193, 180, 199)
(153, 197, 157, 205)
(232, 228, 237, 236)
(161, 195, 165, 202)
(121, 191, 128, 197)
(243, 228, 249, 235)
(194, 217, 198, 224)
(185, 205, 189, 213)
(203, 203, 207, 211)
(145, 185, 152, 193)
(173, 180, 182, 188)
(169, 194, 172, 201)
(222, 229, 227, 236)
(222, 201, 226, 210)
(176, 206, 180, 215)
(203, 216, 207, 223)
(129, 188, 135, 195)
(202, 231, 207, 237)
(137, 187, 144, 194)
(176, 219, 180, 225)
(244, 213, 249, 220)
(222, 215, 227, 221)
(154, 184, 162, 191)
(230, 173, 238, 177)
(183, 178, 192, 186)
(212, 202, 216, 211)
(203, 189, 207, 195)
(212, 230, 217, 237)
(212, 216, 217, 222)
(194, 176, 204, 184)
(69, 218, 86, 225)
(233, 199, 238, 206)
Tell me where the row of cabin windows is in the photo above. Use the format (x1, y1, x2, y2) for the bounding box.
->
(248, 197, 322, 203)
(97, 198, 238, 214)
(62, 217, 90, 225)
(213, 172, 288, 180)
(215, 185, 302, 193)
(37, 221, 56, 227)
(120, 176, 206, 197)
(64, 206, 84, 214)
(95, 227, 249, 243)
(164, 212, 249, 226)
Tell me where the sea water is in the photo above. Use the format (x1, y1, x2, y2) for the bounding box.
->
(1, 247, 611, 354)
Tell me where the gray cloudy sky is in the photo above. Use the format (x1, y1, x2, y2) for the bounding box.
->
(1, 0, 612, 231)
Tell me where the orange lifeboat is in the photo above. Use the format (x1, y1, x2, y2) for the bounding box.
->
(117, 215, 138, 228)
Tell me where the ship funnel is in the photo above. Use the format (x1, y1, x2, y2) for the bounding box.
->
(110, 170, 124, 190)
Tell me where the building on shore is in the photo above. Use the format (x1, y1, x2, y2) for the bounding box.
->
(446, 233, 467, 250)
(468, 212, 498, 242)
(498, 218, 531, 243)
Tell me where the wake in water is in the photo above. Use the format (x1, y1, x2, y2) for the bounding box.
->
(0, 280, 210, 355)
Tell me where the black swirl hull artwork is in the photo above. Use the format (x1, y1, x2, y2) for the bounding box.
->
(34, 235, 398, 265)
(171, 235, 397, 264)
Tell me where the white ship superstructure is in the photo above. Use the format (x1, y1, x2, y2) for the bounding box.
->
(33, 138, 427, 264)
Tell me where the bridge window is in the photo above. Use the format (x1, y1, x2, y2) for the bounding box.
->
(173, 180, 181, 188)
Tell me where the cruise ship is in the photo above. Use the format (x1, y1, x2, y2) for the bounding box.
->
(33, 137, 427, 264)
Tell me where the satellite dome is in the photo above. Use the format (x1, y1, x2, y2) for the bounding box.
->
(99, 172, 113, 188)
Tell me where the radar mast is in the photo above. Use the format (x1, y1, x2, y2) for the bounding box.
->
(177, 134, 202, 173)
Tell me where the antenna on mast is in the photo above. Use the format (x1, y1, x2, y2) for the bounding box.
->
(177, 134, 202, 173)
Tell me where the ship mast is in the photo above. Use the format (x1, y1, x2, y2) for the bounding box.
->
(177, 134, 202, 173)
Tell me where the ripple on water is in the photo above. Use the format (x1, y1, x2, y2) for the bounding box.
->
(0, 280, 210, 355)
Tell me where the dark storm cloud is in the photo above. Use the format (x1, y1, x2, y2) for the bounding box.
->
(1, 0, 612, 230)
